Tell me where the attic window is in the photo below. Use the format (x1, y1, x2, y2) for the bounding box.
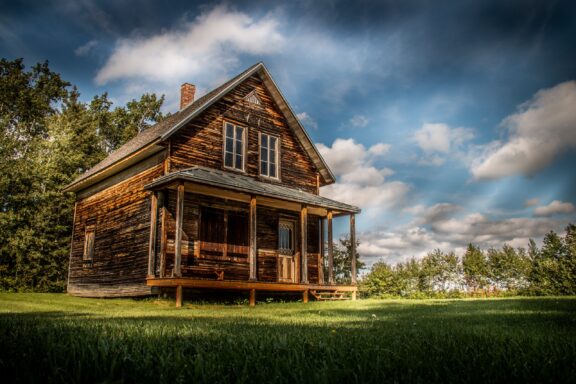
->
(244, 90, 262, 106)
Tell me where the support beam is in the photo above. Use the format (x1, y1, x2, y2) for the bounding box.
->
(249, 196, 257, 280)
(173, 182, 185, 277)
(147, 192, 158, 277)
(175, 285, 183, 308)
(302, 289, 309, 303)
(158, 191, 167, 278)
(352, 290, 357, 301)
(327, 211, 334, 285)
(350, 213, 357, 285)
(300, 205, 308, 284)
(319, 217, 325, 284)
(249, 289, 256, 307)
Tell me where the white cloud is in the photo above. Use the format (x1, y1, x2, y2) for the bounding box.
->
(296, 112, 318, 130)
(413, 123, 474, 166)
(317, 138, 408, 214)
(350, 114, 369, 128)
(95, 4, 283, 85)
(74, 40, 98, 56)
(414, 123, 451, 153)
(471, 81, 576, 181)
(524, 198, 540, 207)
(358, 204, 572, 267)
(534, 200, 575, 217)
(414, 123, 474, 154)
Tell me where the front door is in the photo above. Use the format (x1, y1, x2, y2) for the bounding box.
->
(278, 220, 296, 282)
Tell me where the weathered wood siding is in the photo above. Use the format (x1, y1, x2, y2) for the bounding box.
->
(68, 164, 164, 297)
(158, 192, 321, 283)
(169, 74, 320, 194)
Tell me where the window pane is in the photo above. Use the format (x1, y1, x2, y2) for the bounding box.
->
(261, 134, 268, 149)
(261, 160, 267, 175)
(235, 154, 243, 169)
(225, 152, 233, 167)
(235, 126, 244, 141)
(226, 123, 234, 139)
(270, 161, 276, 178)
(225, 137, 234, 153)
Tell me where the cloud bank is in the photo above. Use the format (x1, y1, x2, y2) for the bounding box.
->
(95, 5, 283, 86)
(317, 138, 408, 214)
(472, 81, 576, 180)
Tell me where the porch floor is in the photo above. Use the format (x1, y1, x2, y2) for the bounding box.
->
(147, 277, 357, 293)
(147, 277, 357, 306)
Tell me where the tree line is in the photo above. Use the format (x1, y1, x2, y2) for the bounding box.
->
(361, 224, 576, 297)
(0, 58, 165, 291)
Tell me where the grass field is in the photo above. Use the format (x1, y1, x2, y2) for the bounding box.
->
(1, 294, 575, 383)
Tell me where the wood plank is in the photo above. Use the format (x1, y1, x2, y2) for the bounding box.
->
(159, 191, 168, 277)
(319, 217, 324, 284)
(147, 192, 158, 277)
(300, 205, 308, 284)
(249, 196, 257, 280)
(147, 277, 358, 292)
(350, 213, 356, 285)
(249, 288, 256, 306)
(327, 211, 334, 284)
(173, 183, 185, 277)
(175, 285, 183, 307)
(303, 289, 309, 303)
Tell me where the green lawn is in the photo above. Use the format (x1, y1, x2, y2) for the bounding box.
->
(1, 294, 575, 383)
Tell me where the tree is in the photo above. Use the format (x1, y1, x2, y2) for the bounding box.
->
(329, 236, 365, 284)
(462, 244, 489, 293)
(0, 58, 166, 291)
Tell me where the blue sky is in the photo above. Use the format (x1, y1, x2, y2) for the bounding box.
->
(2, 0, 576, 267)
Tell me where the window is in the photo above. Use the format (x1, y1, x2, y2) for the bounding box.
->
(278, 221, 294, 256)
(83, 222, 96, 262)
(200, 207, 249, 258)
(260, 133, 279, 178)
(224, 122, 246, 171)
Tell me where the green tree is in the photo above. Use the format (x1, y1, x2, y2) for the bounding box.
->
(462, 244, 489, 293)
(0, 58, 166, 291)
(330, 236, 365, 284)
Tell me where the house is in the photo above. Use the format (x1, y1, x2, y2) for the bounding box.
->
(64, 62, 360, 306)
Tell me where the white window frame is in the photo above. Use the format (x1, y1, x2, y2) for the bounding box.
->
(259, 132, 280, 180)
(223, 121, 247, 172)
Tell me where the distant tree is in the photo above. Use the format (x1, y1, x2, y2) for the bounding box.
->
(330, 236, 365, 284)
(361, 261, 398, 296)
(462, 244, 489, 293)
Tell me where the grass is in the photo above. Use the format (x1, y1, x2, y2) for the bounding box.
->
(1, 294, 575, 383)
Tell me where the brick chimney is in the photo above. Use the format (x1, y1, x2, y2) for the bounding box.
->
(180, 83, 196, 110)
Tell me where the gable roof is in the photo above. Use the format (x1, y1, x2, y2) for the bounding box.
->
(65, 62, 335, 193)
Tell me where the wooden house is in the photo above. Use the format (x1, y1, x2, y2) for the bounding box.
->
(64, 62, 360, 306)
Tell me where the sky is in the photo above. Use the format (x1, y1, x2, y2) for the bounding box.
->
(2, 0, 576, 269)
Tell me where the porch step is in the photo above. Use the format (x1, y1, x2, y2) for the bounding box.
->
(309, 290, 350, 301)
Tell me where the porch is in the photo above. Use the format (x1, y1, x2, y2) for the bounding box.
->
(144, 166, 360, 306)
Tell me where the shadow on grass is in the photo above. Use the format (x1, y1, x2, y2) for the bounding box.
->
(1, 298, 575, 383)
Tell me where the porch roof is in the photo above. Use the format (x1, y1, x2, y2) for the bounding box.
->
(144, 166, 361, 214)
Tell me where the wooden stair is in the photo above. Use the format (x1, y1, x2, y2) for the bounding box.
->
(309, 290, 350, 301)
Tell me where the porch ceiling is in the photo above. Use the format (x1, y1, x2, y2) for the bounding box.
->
(144, 166, 361, 215)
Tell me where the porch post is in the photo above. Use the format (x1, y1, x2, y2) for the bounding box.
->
(158, 191, 168, 278)
(300, 205, 308, 284)
(350, 213, 357, 285)
(249, 196, 257, 281)
(319, 217, 325, 284)
(173, 182, 185, 277)
(327, 211, 334, 285)
(147, 191, 158, 277)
